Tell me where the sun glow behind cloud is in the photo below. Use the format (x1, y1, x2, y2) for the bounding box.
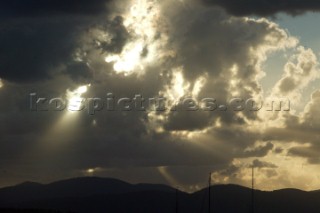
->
(67, 85, 90, 112)
(86, 167, 102, 174)
(105, 0, 165, 75)
(165, 68, 189, 100)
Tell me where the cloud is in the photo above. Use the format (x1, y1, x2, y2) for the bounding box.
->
(0, 0, 294, 187)
(1, 0, 320, 191)
(201, 0, 320, 16)
(243, 142, 274, 158)
(252, 159, 277, 168)
(164, 110, 212, 131)
(0, 0, 112, 17)
(301, 90, 320, 130)
(278, 90, 320, 164)
(0, 19, 85, 82)
(0, 7, 128, 83)
(156, 2, 297, 133)
(289, 146, 320, 164)
(271, 47, 319, 100)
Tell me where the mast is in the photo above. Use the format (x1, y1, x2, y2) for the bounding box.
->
(209, 172, 212, 213)
(176, 188, 179, 213)
(251, 165, 254, 213)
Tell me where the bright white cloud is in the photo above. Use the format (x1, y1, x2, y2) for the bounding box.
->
(105, 0, 168, 75)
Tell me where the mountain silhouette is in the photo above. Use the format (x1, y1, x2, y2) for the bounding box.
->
(0, 177, 319, 213)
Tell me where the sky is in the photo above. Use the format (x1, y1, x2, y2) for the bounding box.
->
(1, 0, 320, 192)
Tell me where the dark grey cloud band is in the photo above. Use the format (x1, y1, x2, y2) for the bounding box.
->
(202, 0, 320, 16)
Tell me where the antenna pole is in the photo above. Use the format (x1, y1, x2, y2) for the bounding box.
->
(209, 172, 211, 213)
(251, 166, 254, 213)
(176, 188, 179, 213)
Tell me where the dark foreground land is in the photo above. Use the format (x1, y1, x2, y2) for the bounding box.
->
(0, 177, 319, 213)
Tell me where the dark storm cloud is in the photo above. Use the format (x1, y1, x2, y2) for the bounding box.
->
(0, 0, 128, 83)
(202, 0, 320, 16)
(0, 19, 86, 82)
(164, 110, 212, 131)
(97, 16, 129, 54)
(0, 0, 111, 17)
